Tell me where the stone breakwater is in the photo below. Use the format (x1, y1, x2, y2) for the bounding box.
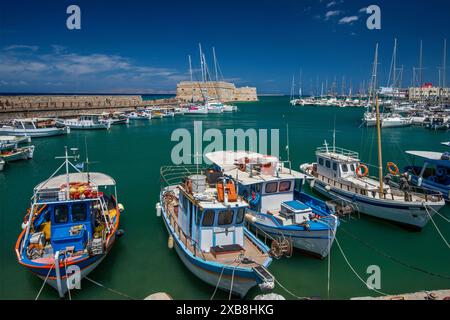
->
(0, 95, 179, 120)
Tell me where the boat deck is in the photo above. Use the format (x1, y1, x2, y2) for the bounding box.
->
(164, 192, 268, 268)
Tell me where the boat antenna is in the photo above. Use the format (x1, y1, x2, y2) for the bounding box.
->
(284, 117, 290, 165)
(55, 146, 79, 199)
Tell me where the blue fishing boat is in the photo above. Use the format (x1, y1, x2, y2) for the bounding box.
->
(405, 150, 450, 201)
(205, 151, 338, 259)
(159, 166, 275, 298)
(15, 147, 124, 298)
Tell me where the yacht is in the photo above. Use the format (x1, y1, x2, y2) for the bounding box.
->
(381, 114, 412, 128)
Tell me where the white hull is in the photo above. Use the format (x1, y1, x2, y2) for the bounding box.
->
(38, 255, 106, 297)
(0, 159, 4, 171)
(382, 118, 412, 128)
(308, 178, 442, 229)
(0, 127, 68, 137)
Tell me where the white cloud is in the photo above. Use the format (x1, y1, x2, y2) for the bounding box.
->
(325, 10, 341, 20)
(359, 7, 368, 13)
(326, 1, 337, 8)
(339, 16, 359, 24)
(3, 44, 39, 52)
(0, 46, 188, 92)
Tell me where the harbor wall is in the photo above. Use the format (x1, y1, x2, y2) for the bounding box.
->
(176, 81, 258, 102)
(0, 95, 179, 120)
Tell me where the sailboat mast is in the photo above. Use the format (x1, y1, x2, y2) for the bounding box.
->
(419, 40, 423, 86)
(199, 43, 205, 83)
(376, 95, 383, 195)
(65, 146, 70, 199)
(443, 38, 447, 88)
(188, 55, 193, 82)
(212, 47, 219, 82)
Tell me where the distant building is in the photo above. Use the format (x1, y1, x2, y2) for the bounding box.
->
(408, 85, 450, 101)
(176, 81, 258, 103)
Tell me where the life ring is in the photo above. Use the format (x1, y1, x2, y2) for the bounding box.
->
(356, 164, 369, 178)
(387, 162, 399, 176)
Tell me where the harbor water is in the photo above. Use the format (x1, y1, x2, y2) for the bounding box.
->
(0, 96, 449, 299)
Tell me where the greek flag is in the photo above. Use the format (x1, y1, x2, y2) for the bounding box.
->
(75, 162, 85, 170)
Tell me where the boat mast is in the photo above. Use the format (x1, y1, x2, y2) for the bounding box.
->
(213, 47, 219, 82)
(443, 38, 447, 88)
(419, 40, 423, 86)
(373, 43, 384, 194)
(199, 43, 205, 83)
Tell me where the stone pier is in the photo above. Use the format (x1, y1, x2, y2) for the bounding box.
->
(0, 95, 179, 120)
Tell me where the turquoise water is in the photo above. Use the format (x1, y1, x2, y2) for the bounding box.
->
(0, 96, 449, 300)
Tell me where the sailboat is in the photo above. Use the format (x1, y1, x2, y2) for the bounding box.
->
(301, 44, 446, 230)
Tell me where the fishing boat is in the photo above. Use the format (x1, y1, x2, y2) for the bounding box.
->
(405, 150, 450, 201)
(150, 110, 164, 119)
(205, 151, 339, 259)
(429, 114, 449, 130)
(127, 111, 152, 120)
(223, 104, 238, 112)
(0, 118, 69, 137)
(159, 166, 275, 298)
(1, 145, 35, 162)
(15, 147, 124, 298)
(301, 44, 446, 230)
(100, 112, 129, 125)
(57, 115, 111, 130)
(161, 109, 175, 118)
(0, 135, 31, 146)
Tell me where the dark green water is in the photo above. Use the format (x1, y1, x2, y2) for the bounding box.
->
(1, 97, 449, 300)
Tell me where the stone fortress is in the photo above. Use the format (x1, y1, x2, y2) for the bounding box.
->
(176, 81, 258, 103)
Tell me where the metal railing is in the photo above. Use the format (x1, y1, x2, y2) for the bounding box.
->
(312, 171, 443, 202)
(316, 146, 359, 159)
(160, 165, 209, 187)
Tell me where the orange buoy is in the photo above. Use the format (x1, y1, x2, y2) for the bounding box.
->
(387, 162, 399, 175)
(356, 164, 369, 178)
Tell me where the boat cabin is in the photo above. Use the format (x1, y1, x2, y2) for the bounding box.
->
(315, 145, 360, 180)
(176, 175, 247, 253)
(405, 151, 450, 190)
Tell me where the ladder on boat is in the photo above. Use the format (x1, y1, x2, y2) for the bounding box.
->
(98, 196, 112, 234)
(253, 265, 275, 291)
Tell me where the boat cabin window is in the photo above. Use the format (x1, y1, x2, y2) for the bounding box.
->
(350, 164, 356, 172)
(54, 205, 69, 224)
(265, 182, 278, 194)
(342, 164, 349, 173)
(333, 162, 338, 171)
(72, 203, 87, 222)
(318, 158, 324, 166)
(279, 181, 291, 192)
(236, 208, 245, 224)
(202, 210, 215, 227)
(218, 210, 234, 226)
(325, 160, 331, 169)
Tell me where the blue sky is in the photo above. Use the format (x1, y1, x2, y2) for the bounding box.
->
(0, 0, 449, 94)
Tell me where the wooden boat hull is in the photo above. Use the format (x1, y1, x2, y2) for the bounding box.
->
(0, 127, 68, 138)
(1, 146, 34, 162)
(306, 176, 444, 230)
(161, 203, 266, 298)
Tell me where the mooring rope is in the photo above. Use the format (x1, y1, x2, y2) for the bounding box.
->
(228, 262, 242, 300)
(85, 277, 136, 300)
(35, 263, 54, 300)
(64, 257, 71, 301)
(334, 236, 390, 296)
(210, 265, 226, 300)
(340, 227, 450, 280)
(423, 205, 450, 249)
(426, 204, 450, 224)
(274, 278, 305, 300)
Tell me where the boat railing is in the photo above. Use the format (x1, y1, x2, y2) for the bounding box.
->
(165, 201, 207, 261)
(316, 146, 359, 159)
(312, 171, 443, 202)
(160, 165, 209, 187)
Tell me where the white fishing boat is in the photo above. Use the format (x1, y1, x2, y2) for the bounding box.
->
(159, 166, 275, 297)
(0, 135, 31, 146)
(1, 145, 35, 162)
(301, 44, 446, 230)
(100, 112, 129, 125)
(205, 151, 339, 259)
(0, 118, 69, 137)
(223, 104, 238, 112)
(429, 114, 449, 130)
(381, 114, 412, 128)
(58, 115, 111, 130)
(127, 111, 152, 120)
